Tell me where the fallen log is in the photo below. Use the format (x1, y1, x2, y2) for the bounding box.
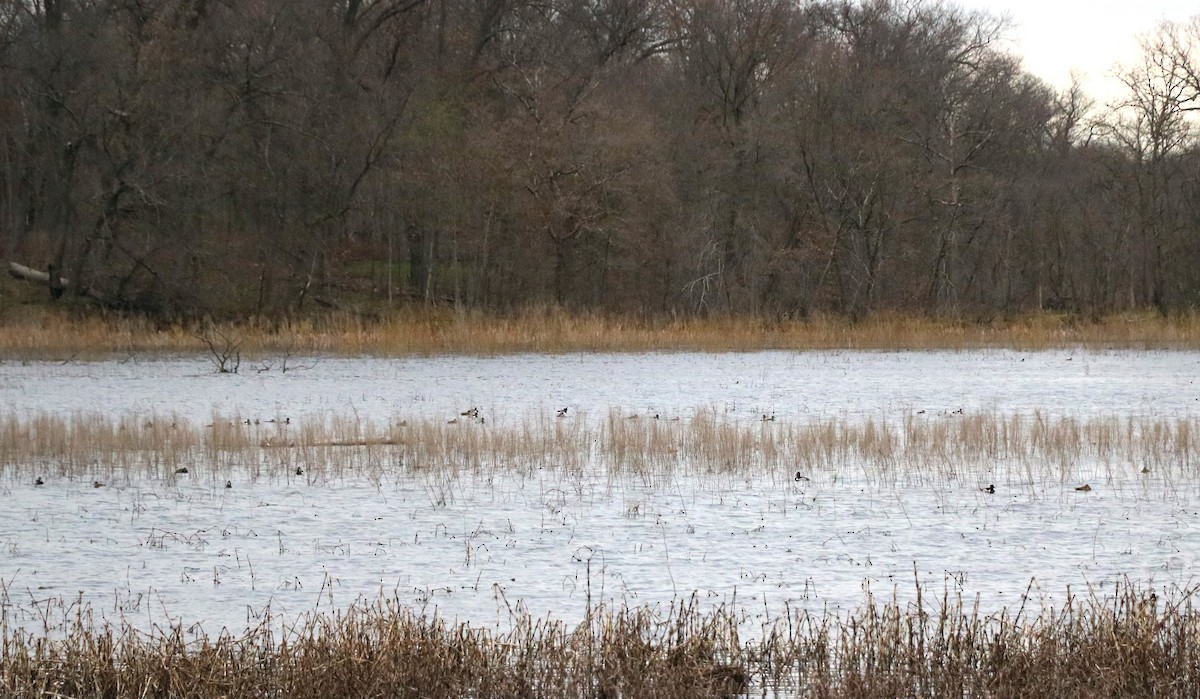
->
(8, 261, 72, 299)
(8, 261, 62, 284)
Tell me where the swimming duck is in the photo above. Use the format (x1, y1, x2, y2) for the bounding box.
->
(557, 407, 568, 417)
(295, 466, 304, 476)
(981, 484, 995, 494)
(35, 476, 44, 486)
(174, 467, 188, 475)
(93, 481, 105, 488)
(225, 480, 232, 489)
(1075, 484, 1092, 492)
(794, 472, 809, 482)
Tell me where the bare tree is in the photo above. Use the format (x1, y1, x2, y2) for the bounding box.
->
(1100, 21, 1195, 314)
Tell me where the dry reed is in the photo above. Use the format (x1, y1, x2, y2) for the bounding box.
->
(2, 307, 1200, 358)
(1, 409, 1197, 486)
(2, 579, 1196, 698)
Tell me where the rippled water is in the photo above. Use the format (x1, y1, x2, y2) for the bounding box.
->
(1, 350, 1198, 635)
(1, 349, 1197, 424)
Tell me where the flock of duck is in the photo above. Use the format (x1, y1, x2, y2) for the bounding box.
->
(787, 473, 1116, 494)
(32, 465, 307, 491)
(450, 406, 571, 423)
(41, 471, 1119, 494)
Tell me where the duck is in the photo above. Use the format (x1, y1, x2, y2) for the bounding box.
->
(981, 484, 995, 494)
(225, 480, 232, 489)
(35, 476, 44, 486)
(174, 467, 189, 475)
(1075, 483, 1092, 492)
(461, 407, 479, 418)
(794, 471, 810, 482)
(295, 466, 304, 476)
(93, 481, 105, 488)
(762, 413, 776, 422)
(557, 407, 568, 417)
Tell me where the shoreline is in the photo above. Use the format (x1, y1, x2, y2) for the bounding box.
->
(1, 308, 1198, 358)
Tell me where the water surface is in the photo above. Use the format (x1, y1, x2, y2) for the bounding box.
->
(1, 350, 1197, 635)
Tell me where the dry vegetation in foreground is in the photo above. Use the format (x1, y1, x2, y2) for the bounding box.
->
(1, 409, 1196, 485)
(1, 307, 1199, 358)
(1, 581, 1196, 698)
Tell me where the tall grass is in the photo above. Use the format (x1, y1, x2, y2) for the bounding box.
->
(2, 579, 1196, 698)
(2, 307, 1200, 357)
(1, 409, 1196, 485)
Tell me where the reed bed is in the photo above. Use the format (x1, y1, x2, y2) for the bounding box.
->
(1, 409, 1197, 485)
(2, 307, 1200, 358)
(2, 579, 1196, 698)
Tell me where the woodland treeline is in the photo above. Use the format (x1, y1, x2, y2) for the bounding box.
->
(2, 0, 1200, 320)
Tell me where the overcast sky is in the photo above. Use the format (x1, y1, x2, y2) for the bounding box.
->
(953, 1, 1196, 103)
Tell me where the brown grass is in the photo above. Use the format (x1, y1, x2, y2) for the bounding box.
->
(1, 409, 1196, 485)
(2, 580, 1196, 698)
(1, 306, 1199, 358)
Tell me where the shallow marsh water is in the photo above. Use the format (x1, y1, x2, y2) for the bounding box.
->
(1, 349, 1197, 424)
(1, 349, 1198, 636)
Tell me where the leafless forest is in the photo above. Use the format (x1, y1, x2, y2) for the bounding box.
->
(1, 0, 1199, 320)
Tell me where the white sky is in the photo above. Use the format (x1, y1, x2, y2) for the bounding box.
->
(954, 1, 1197, 104)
